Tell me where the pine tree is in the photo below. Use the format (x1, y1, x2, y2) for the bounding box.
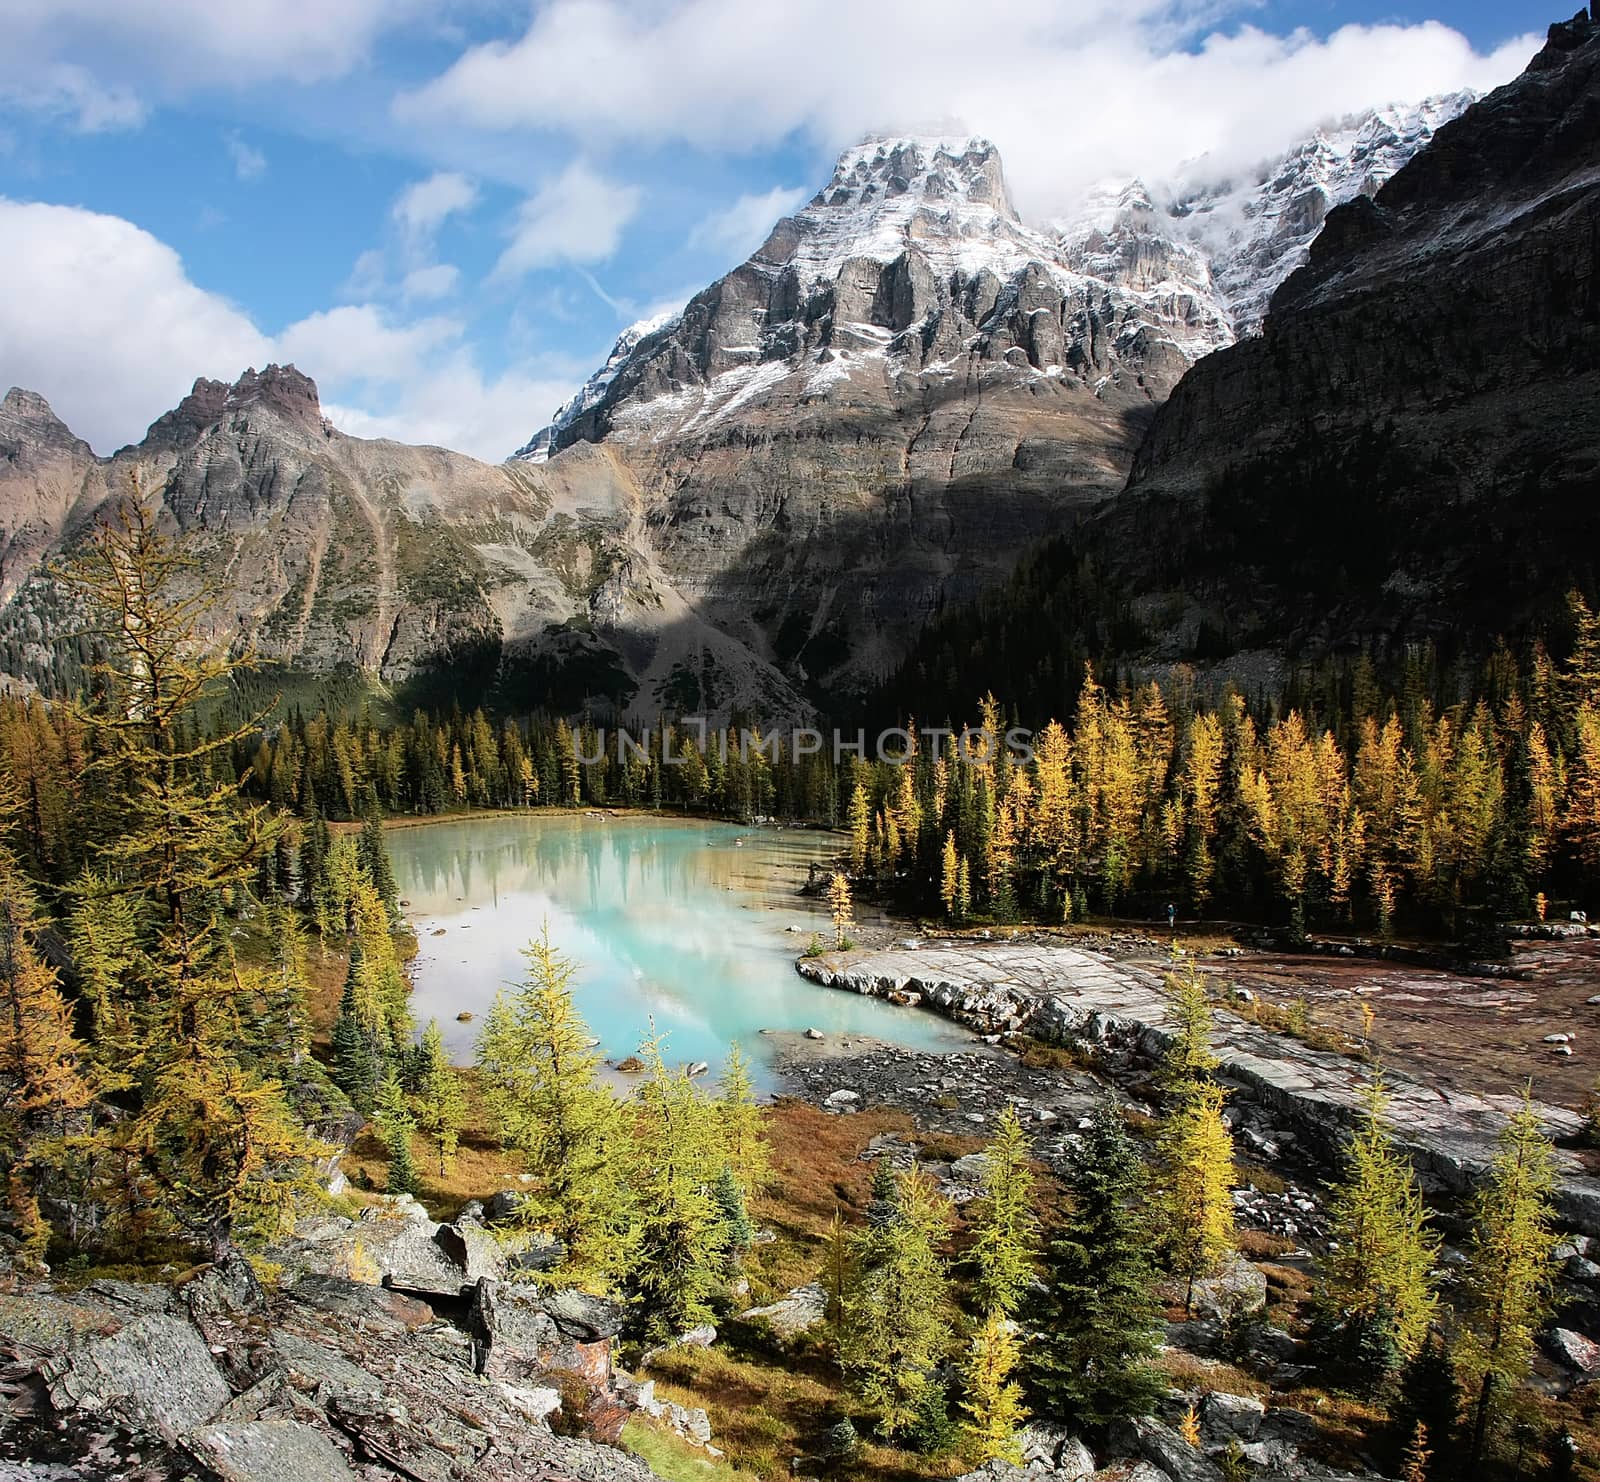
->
(331, 944, 381, 1114)
(1158, 1081, 1237, 1311)
(1400, 1423, 1431, 1482)
(413, 1020, 466, 1176)
(967, 1105, 1039, 1317)
(716, 1040, 769, 1192)
(1158, 951, 1220, 1097)
(847, 780, 871, 874)
(374, 1068, 419, 1197)
(626, 1028, 725, 1338)
(1460, 1088, 1559, 1473)
(841, 1165, 954, 1438)
(828, 871, 854, 950)
(1313, 1076, 1438, 1391)
(1027, 1103, 1164, 1429)
(356, 793, 400, 924)
(711, 1163, 755, 1273)
(1388, 1332, 1459, 1481)
(476, 926, 626, 1284)
(961, 1312, 1027, 1463)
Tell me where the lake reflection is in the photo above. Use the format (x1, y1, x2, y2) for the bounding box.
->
(390, 814, 970, 1083)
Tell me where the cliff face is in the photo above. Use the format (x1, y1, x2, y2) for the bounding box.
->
(1102, 10, 1600, 660)
(517, 111, 1469, 702)
(520, 136, 1223, 698)
(0, 367, 807, 720)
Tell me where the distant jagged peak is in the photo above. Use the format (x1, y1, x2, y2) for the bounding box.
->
(817, 133, 1014, 217)
(515, 308, 682, 463)
(0, 385, 96, 463)
(140, 363, 326, 452)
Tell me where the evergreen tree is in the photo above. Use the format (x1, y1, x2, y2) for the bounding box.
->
(841, 1165, 954, 1438)
(626, 1028, 725, 1338)
(716, 1040, 769, 1192)
(331, 945, 381, 1114)
(1460, 1089, 1560, 1473)
(413, 1020, 465, 1176)
(1313, 1076, 1438, 1392)
(374, 1067, 419, 1196)
(828, 871, 854, 949)
(961, 1312, 1027, 1463)
(356, 792, 400, 924)
(967, 1105, 1039, 1317)
(1389, 1333, 1459, 1482)
(476, 926, 626, 1285)
(1027, 1103, 1164, 1430)
(1157, 1081, 1237, 1311)
(711, 1163, 755, 1273)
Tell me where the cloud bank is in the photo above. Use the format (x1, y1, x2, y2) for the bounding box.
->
(0, 198, 572, 462)
(403, 0, 1538, 216)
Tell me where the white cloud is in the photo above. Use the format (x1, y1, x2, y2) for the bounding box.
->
(492, 161, 641, 281)
(0, 198, 561, 462)
(401, 263, 460, 301)
(0, 198, 269, 452)
(401, 0, 1538, 216)
(688, 184, 808, 261)
(0, 0, 431, 133)
(225, 131, 266, 181)
(0, 61, 144, 132)
(392, 170, 478, 241)
(323, 352, 585, 462)
(276, 304, 463, 386)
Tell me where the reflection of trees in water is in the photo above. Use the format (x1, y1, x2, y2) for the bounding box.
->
(394, 819, 796, 915)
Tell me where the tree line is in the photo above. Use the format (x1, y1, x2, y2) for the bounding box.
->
(168, 599, 1600, 944)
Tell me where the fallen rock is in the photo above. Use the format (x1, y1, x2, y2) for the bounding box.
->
(1201, 1390, 1265, 1442)
(185, 1419, 360, 1481)
(1542, 1326, 1600, 1373)
(738, 1283, 827, 1340)
(45, 1312, 231, 1433)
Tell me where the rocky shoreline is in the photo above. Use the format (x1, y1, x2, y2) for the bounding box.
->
(793, 942, 1600, 1234)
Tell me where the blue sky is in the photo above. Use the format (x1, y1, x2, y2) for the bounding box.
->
(0, 0, 1550, 460)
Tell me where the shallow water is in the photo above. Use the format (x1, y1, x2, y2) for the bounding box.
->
(391, 813, 970, 1083)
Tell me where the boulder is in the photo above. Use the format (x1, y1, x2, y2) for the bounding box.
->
(1179, 1255, 1269, 1322)
(1542, 1326, 1600, 1373)
(469, 1280, 560, 1380)
(45, 1312, 231, 1433)
(738, 1283, 827, 1340)
(1017, 1423, 1094, 1478)
(1201, 1390, 1265, 1442)
(1112, 1417, 1222, 1482)
(483, 1190, 526, 1223)
(185, 1419, 360, 1481)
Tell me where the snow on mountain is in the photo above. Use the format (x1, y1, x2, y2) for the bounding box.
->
(515, 308, 680, 462)
(512, 99, 1470, 460)
(1168, 93, 1476, 335)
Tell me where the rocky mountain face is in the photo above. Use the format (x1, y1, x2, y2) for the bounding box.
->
(1110, 10, 1600, 664)
(0, 92, 1488, 721)
(0, 367, 807, 719)
(516, 108, 1467, 702)
(883, 13, 1597, 712)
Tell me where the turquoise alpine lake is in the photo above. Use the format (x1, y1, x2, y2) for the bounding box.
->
(390, 813, 971, 1083)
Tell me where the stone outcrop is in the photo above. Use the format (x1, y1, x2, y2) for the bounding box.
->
(949, 20, 1600, 682)
(0, 1248, 657, 1482)
(0, 365, 808, 722)
(797, 942, 1600, 1232)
